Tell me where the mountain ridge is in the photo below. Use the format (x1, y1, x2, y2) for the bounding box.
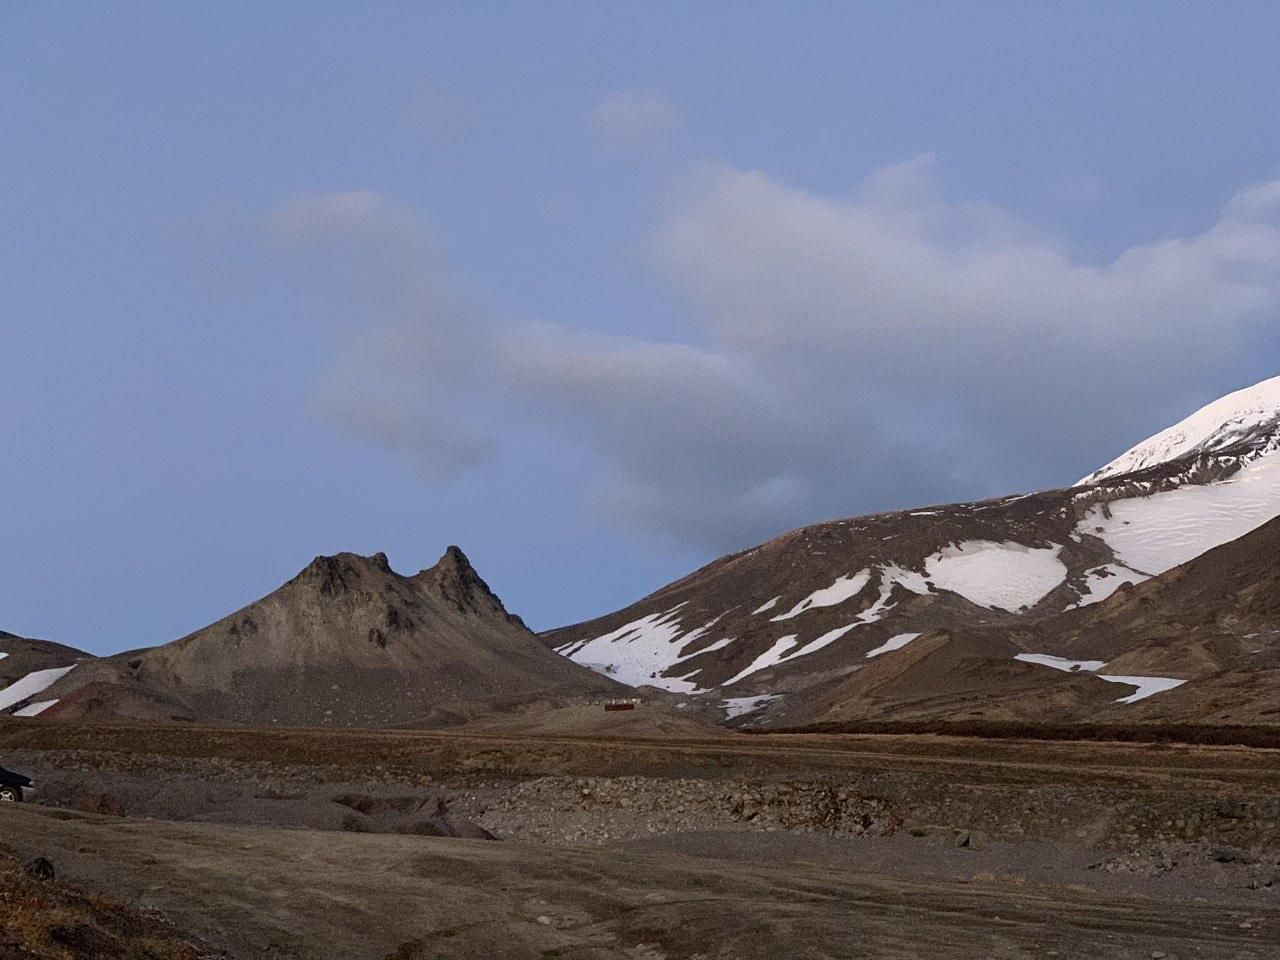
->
(543, 374, 1280, 725)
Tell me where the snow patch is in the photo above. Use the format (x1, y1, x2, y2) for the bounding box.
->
(771, 569, 871, 621)
(786, 623, 861, 660)
(1015, 653, 1108, 672)
(1016, 653, 1185, 704)
(924, 541, 1067, 612)
(880, 563, 930, 596)
(0, 665, 77, 712)
(12, 699, 58, 717)
(849, 564, 925, 625)
(722, 636, 799, 686)
(751, 597, 780, 615)
(1099, 675, 1187, 704)
(721, 695, 782, 719)
(557, 604, 735, 694)
(866, 633, 922, 658)
(1069, 564, 1143, 609)
(732, 564, 937, 673)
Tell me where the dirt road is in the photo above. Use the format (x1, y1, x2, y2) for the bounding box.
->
(1, 804, 1274, 960)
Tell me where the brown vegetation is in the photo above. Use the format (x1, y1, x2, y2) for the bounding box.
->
(0, 854, 199, 960)
(766, 718, 1280, 748)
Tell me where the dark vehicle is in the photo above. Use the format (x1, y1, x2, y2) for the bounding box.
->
(0, 766, 34, 802)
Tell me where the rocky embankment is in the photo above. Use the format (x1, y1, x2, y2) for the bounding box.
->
(8, 745, 1280, 893)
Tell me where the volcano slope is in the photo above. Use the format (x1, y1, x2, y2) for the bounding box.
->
(1015, 510, 1280, 727)
(31, 547, 625, 727)
(769, 514, 1280, 728)
(544, 374, 1280, 727)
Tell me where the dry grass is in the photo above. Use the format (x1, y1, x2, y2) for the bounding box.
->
(0, 855, 200, 960)
(766, 718, 1280, 748)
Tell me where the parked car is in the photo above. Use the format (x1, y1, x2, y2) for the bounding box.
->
(0, 765, 34, 802)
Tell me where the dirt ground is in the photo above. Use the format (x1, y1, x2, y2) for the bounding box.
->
(1, 720, 1278, 958)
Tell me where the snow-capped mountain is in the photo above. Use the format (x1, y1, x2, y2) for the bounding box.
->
(544, 375, 1280, 724)
(1080, 373, 1280, 484)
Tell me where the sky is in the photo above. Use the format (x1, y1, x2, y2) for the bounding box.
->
(4, 2, 1280, 655)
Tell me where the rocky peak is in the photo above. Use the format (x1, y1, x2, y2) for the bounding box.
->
(418, 546, 526, 627)
(295, 551, 394, 596)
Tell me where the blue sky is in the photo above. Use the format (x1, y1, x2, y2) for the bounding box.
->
(4, 3, 1280, 654)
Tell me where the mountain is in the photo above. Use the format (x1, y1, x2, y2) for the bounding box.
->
(0, 631, 91, 717)
(1080, 374, 1280, 484)
(1020, 511, 1280, 726)
(544, 374, 1280, 725)
(772, 514, 1280, 728)
(31, 547, 623, 726)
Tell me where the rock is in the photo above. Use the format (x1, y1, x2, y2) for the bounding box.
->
(956, 830, 990, 850)
(77, 792, 124, 817)
(23, 856, 55, 880)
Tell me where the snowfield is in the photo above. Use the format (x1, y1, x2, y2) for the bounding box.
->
(1079, 453, 1280, 576)
(924, 541, 1067, 612)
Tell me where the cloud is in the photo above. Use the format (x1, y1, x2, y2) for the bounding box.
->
(404, 85, 474, 146)
(264, 166, 1280, 554)
(498, 324, 824, 545)
(1226, 178, 1280, 221)
(590, 92, 683, 151)
(501, 159, 1280, 549)
(265, 191, 496, 474)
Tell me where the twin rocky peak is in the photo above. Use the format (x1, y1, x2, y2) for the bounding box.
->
(294, 545, 526, 629)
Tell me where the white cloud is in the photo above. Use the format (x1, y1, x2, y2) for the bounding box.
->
(404, 85, 473, 145)
(501, 160, 1280, 548)
(1226, 178, 1280, 220)
(264, 165, 1280, 553)
(590, 92, 683, 151)
(266, 192, 496, 473)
